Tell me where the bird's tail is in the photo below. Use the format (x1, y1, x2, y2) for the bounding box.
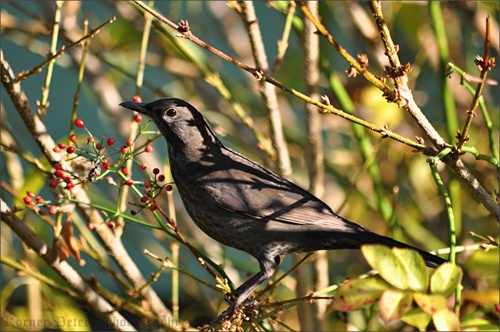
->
(348, 231, 447, 268)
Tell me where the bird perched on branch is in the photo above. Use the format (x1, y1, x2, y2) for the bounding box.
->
(120, 98, 446, 320)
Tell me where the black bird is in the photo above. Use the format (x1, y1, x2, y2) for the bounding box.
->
(120, 98, 446, 319)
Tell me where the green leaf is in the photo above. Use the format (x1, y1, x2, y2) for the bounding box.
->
(331, 277, 389, 311)
(401, 308, 432, 331)
(413, 293, 447, 316)
(432, 309, 460, 331)
(461, 318, 500, 331)
(430, 262, 463, 296)
(393, 247, 428, 292)
(378, 288, 413, 323)
(361, 244, 408, 289)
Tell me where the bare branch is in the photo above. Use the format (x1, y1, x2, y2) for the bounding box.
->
(0, 50, 173, 321)
(1, 200, 136, 331)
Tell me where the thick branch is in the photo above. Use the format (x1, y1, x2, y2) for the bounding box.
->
(131, 0, 428, 153)
(129, 1, 499, 219)
(1, 201, 136, 331)
(236, 0, 292, 177)
(445, 158, 500, 222)
(303, 2, 328, 330)
(0, 50, 172, 320)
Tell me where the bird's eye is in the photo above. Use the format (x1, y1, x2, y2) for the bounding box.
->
(165, 108, 177, 117)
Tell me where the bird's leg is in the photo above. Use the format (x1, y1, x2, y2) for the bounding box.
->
(212, 255, 280, 323)
(224, 272, 262, 305)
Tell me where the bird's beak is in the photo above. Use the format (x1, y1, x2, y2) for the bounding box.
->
(119, 101, 148, 115)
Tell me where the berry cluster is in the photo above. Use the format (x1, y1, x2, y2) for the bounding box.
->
(50, 163, 78, 190)
(22, 190, 58, 215)
(22, 95, 167, 231)
(131, 167, 173, 215)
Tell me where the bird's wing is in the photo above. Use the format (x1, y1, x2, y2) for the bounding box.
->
(202, 158, 366, 233)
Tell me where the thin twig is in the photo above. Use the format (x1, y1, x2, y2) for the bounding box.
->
(132, 0, 428, 154)
(152, 200, 221, 282)
(15, 16, 116, 82)
(271, 1, 296, 76)
(449, 62, 499, 160)
(38, 0, 64, 118)
(70, 20, 90, 138)
(1, 256, 79, 298)
(143, 250, 220, 292)
(457, 15, 495, 151)
(297, 1, 394, 100)
(235, 0, 292, 177)
(428, 162, 460, 315)
(132, 1, 500, 221)
(151, 20, 276, 159)
(164, 165, 180, 322)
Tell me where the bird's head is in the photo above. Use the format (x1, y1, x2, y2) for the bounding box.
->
(120, 98, 219, 149)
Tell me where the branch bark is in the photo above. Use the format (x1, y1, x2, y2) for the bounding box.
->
(236, 0, 292, 177)
(303, 2, 328, 329)
(0, 50, 173, 321)
(1, 200, 136, 331)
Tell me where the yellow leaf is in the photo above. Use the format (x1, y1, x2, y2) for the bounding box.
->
(432, 309, 460, 331)
(413, 293, 447, 316)
(379, 289, 413, 323)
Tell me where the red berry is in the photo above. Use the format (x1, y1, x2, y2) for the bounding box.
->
(87, 136, 94, 143)
(49, 180, 58, 188)
(87, 223, 95, 231)
(121, 167, 128, 175)
(158, 175, 165, 182)
(495, 303, 500, 313)
(53, 146, 61, 153)
(58, 142, 66, 149)
(96, 143, 103, 150)
(75, 118, 85, 128)
(140, 196, 149, 203)
(144, 179, 152, 188)
(145, 145, 153, 153)
(125, 179, 134, 186)
(54, 170, 64, 178)
(36, 196, 43, 203)
(140, 163, 147, 170)
(69, 134, 77, 143)
(55, 164, 62, 171)
(64, 176, 72, 184)
(149, 204, 157, 211)
(66, 182, 74, 190)
(133, 95, 142, 103)
(102, 161, 109, 170)
(49, 205, 57, 214)
(134, 114, 143, 123)
(23, 196, 33, 205)
(126, 139, 134, 147)
(26, 191, 35, 198)
(153, 168, 160, 175)
(120, 146, 127, 153)
(107, 137, 115, 146)
(66, 146, 75, 154)
(165, 184, 173, 191)
(107, 220, 116, 229)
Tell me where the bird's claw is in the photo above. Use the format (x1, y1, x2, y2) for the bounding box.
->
(210, 303, 236, 325)
(223, 292, 258, 305)
(210, 296, 259, 325)
(223, 293, 234, 304)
